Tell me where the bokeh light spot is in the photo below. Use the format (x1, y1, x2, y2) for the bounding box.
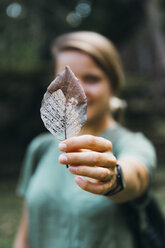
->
(75, 2, 91, 18)
(66, 12, 82, 27)
(6, 3, 22, 18)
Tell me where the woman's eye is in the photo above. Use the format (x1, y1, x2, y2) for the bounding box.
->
(84, 75, 100, 83)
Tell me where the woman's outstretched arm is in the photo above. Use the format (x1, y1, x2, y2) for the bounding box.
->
(58, 135, 149, 203)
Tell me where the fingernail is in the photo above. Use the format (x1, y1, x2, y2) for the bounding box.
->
(69, 166, 77, 173)
(59, 154, 68, 163)
(59, 143, 67, 151)
(75, 177, 86, 187)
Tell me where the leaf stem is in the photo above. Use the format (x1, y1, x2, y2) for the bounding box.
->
(64, 105, 68, 169)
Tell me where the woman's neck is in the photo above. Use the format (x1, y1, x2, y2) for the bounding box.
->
(79, 115, 116, 136)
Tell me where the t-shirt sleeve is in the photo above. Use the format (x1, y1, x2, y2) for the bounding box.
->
(115, 132, 157, 180)
(17, 133, 54, 196)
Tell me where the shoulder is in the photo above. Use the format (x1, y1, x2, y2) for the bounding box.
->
(109, 123, 157, 175)
(27, 132, 56, 153)
(110, 123, 153, 146)
(105, 123, 156, 161)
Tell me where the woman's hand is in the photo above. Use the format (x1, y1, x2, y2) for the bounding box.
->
(59, 135, 117, 195)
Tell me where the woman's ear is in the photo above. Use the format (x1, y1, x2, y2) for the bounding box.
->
(109, 96, 127, 123)
(109, 96, 127, 112)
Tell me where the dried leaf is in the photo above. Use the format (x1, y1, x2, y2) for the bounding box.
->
(40, 66, 87, 141)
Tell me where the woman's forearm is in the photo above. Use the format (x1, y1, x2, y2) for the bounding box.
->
(108, 157, 149, 203)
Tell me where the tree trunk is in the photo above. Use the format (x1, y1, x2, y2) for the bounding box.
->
(145, 0, 165, 76)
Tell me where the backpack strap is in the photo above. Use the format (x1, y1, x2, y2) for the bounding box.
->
(122, 194, 165, 248)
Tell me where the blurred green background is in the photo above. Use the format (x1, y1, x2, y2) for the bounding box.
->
(0, 0, 165, 247)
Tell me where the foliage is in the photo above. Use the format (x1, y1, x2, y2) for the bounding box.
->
(1, 0, 145, 71)
(1, 0, 165, 176)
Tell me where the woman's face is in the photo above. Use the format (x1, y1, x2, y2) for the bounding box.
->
(56, 50, 113, 123)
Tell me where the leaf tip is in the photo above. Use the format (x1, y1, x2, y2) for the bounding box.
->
(65, 65, 71, 71)
(64, 65, 74, 79)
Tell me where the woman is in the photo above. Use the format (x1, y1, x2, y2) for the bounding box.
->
(14, 31, 156, 248)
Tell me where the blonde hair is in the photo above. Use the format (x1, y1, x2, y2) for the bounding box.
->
(52, 31, 124, 95)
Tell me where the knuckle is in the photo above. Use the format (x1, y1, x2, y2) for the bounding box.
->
(106, 140, 112, 150)
(107, 154, 117, 166)
(106, 155, 112, 165)
(87, 135, 96, 146)
(67, 153, 73, 161)
(111, 155, 117, 165)
(93, 153, 101, 164)
(111, 175, 116, 185)
(103, 183, 109, 194)
(100, 170, 109, 180)
(68, 153, 77, 163)
(84, 135, 98, 148)
(97, 187, 104, 195)
(77, 166, 85, 175)
(88, 152, 99, 164)
(65, 137, 74, 145)
(81, 181, 88, 190)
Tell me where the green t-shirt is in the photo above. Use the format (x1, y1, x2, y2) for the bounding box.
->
(17, 124, 156, 248)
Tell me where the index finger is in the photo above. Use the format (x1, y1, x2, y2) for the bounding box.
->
(59, 135, 112, 152)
